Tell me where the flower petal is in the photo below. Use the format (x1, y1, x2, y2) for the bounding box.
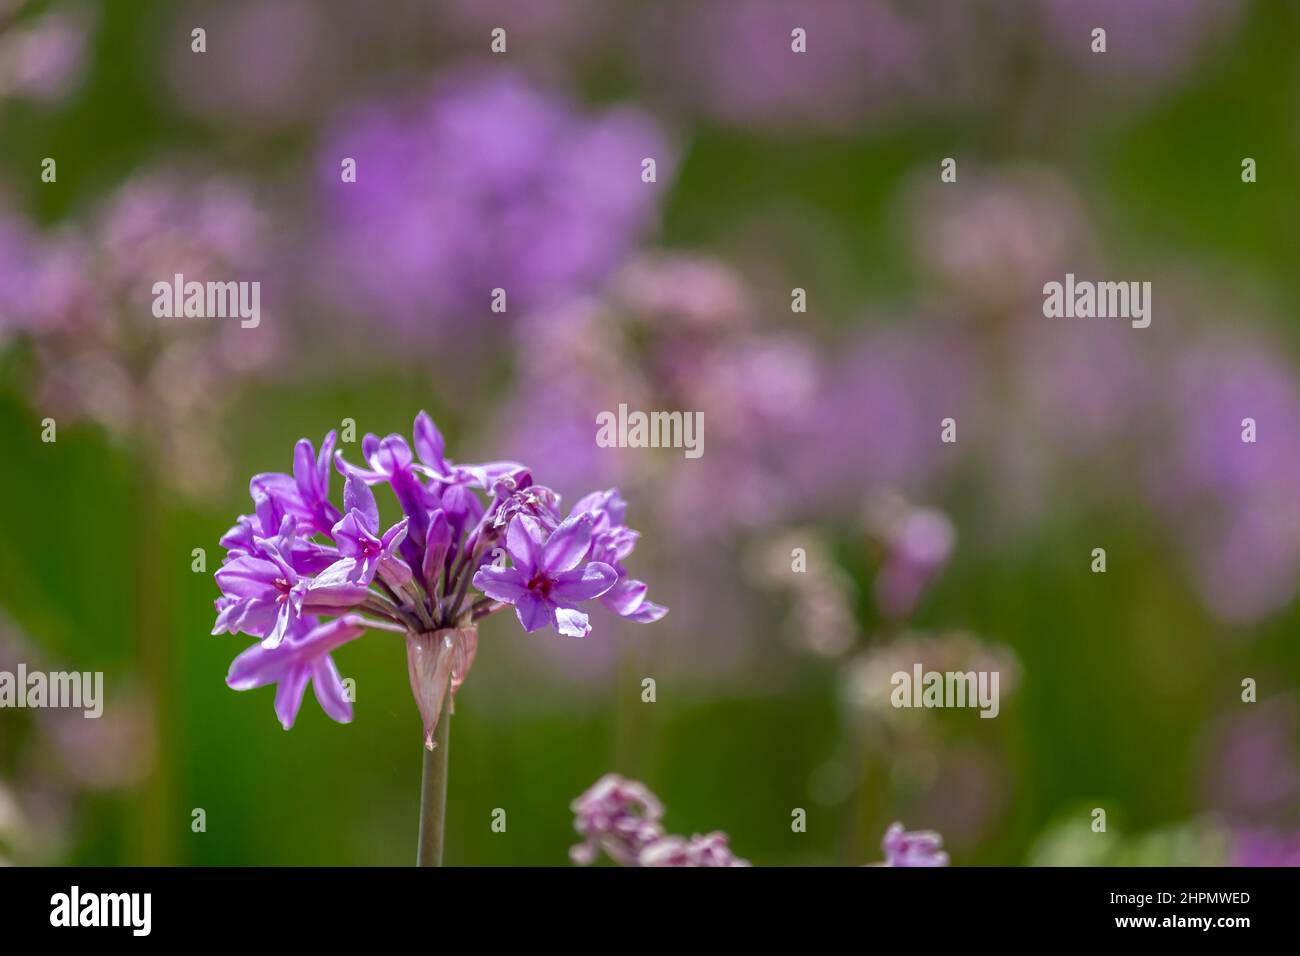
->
(343, 475, 379, 532)
(543, 513, 594, 573)
(413, 411, 447, 471)
(626, 600, 668, 624)
(551, 561, 617, 602)
(215, 555, 280, 599)
(226, 641, 288, 690)
(293, 438, 319, 502)
(553, 607, 591, 638)
(422, 509, 452, 583)
(311, 655, 354, 724)
(473, 565, 530, 603)
(506, 514, 548, 572)
(274, 664, 311, 730)
(514, 591, 553, 632)
(600, 577, 647, 616)
(305, 559, 373, 607)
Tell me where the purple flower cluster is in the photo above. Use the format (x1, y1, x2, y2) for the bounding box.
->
(569, 774, 749, 867)
(314, 67, 673, 343)
(881, 822, 949, 867)
(213, 412, 665, 740)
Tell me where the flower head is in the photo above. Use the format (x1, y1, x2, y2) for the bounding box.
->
(212, 411, 665, 743)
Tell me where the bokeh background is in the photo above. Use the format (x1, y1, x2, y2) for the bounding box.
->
(2, 0, 1300, 866)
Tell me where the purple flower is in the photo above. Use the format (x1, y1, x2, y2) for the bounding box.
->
(331, 477, 412, 587)
(570, 774, 749, 867)
(212, 519, 370, 649)
(473, 513, 618, 638)
(314, 67, 674, 342)
(226, 614, 368, 729)
(881, 822, 949, 867)
(569, 773, 666, 866)
(214, 411, 665, 739)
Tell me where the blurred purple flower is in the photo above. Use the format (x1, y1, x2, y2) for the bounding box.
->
(1148, 339, 1300, 623)
(790, 326, 974, 510)
(1038, 0, 1243, 90)
(1229, 828, 1300, 867)
(905, 164, 1093, 318)
(167, 0, 332, 129)
(638, 0, 932, 131)
(1200, 697, 1300, 820)
(502, 254, 817, 540)
(0, 6, 91, 103)
(881, 822, 949, 867)
(867, 495, 956, 620)
(4, 169, 279, 496)
(0, 206, 41, 337)
(570, 774, 749, 867)
(314, 67, 674, 343)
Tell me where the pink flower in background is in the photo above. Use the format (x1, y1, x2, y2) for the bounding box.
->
(1148, 338, 1300, 624)
(790, 325, 974, 510)
(502, 253, 817, 541)
(905, 165, 1094, 319)
(0, 205, 43, 337)
(0, 5, 91, 104)
(866, 494, 956, 620)
(637, 0, 932, 131)
(1200, 697, 1300, 820)
(7, 169, 278, 496)
(1038, 0, 1244, 89)
(167, 0, 331, 129)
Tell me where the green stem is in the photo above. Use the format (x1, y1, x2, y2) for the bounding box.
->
(416, 701, 451, 866)
(127, 445, 175, 865)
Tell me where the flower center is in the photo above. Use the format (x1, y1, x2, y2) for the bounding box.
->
(527, 572, 554, 599)
(273, 577, 292, 602)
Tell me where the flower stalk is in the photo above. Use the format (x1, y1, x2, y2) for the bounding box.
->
(416, 688, 452, 867)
